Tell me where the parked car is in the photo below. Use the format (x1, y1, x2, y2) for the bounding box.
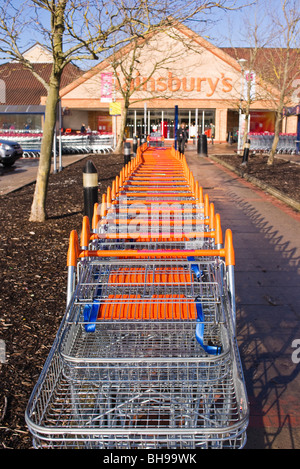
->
(0, 139, 23, 167)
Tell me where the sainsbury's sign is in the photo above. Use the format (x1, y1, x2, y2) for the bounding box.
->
(115, 72, 234, 97)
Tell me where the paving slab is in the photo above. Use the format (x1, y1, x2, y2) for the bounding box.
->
(185, 148, 300, 449)
(0, 154, 89, 195)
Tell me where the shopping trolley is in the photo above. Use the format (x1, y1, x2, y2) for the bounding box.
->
(25, 143, 249, 449)
(25, 233, 248, 449)
(95, 147, 212, 241)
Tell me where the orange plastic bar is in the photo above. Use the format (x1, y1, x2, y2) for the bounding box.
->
(92, 203, 100, 231)
(225, 229, 235, 266)
(140, 167, 183, 172)
(79, 247, 226, 259)
(124, 181, 188, 186)
(129, 178, 186, 182)
(106, 267, 192, 284)
(198, 186, 204, 204)
(98, 295, 197, 321)
(123, 186, 190, 192)
(111, 180, 116, 200)
(106, 186, 112, 205)
(135, 163, 182, 167)
(100, 193, 107, 217)
(189, 173, 194, 188)
(132, 172, 184, 176)
(204, 193, 209, 218)
(103, 219, 207, 226)
(215, 213, 223, 246)
(121, 193, 193, 198)
(67, 230, 79, 267)
(113, 208, 204, 215)
(80, 216, 90, 248)
(209, 203, 215, 231)
(195, 181, 199, 199)
(138, 168, 183, 172)
(92, 231, 216, 240)
(118, 200, 198, 205)
(130, 170, 184, 173)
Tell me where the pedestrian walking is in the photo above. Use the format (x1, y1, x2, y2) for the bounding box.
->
(177, 122, 188, 154)
(210, 122, 215, 144)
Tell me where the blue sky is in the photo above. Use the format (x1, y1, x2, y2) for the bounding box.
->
(1, 0, 297, 68)
(199, 0, 299, 47)
(19, 0, 293, 48)
(188, 1, 265, 47)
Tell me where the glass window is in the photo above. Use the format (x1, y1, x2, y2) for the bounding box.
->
(149, 109, 162, 134)
(127, 109, 146, 138)
(161, 109, 175, 138)
(126, 108, 215, 139)
(0, 113, 44, 133)
(204, 110, 215, 135)
(196, 109, 215, 136)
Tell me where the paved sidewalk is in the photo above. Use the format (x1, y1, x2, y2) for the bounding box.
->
(0, 154, 89, 195)
(185, 148, 300, 449)
(188, 141, 300, 164)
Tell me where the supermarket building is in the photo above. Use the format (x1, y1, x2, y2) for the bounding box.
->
(53, 25, 298, 142)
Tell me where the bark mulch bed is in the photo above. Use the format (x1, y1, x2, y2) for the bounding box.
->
(212, 153, 300, 204)
(0, 151, 299, 449)
(0, 153, 123, 449)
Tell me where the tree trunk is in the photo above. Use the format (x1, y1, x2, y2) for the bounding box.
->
(29, 78, 60, 222)
(242, 113, 249, 149)
(267, 111, 282, 166)
(114, 104, 129, 154)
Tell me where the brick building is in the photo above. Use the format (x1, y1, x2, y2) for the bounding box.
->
(0, 43, 82, 133)
(58, 23, 299, 143)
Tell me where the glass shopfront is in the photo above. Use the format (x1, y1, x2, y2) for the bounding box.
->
(0, 113, 44, 132)
(126, 108, 215, 139)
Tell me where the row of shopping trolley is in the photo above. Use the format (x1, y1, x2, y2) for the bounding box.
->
(249, 132, 298, 155)
(25, 143, 249, 449)
(0, 133, 114, 158)
(60, 134, 114, 155)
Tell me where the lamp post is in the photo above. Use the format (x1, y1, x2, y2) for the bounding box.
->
(237, 58, 247, 155)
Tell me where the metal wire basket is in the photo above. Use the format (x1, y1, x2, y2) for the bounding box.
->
(25, 145, 249, 449)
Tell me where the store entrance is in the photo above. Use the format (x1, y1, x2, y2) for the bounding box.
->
(227, 109, 239, 142)
(126, 108, 216, 140)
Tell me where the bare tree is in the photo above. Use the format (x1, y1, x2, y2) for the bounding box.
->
(109, 24, 203, 152)
(0, 0, 157, 222)
(262, 0, 300, 165)
(220, 0, 299, 162)
(0, 0, 246, 222)
(220, 2, 275, 153)
(105, 4, 252, 153)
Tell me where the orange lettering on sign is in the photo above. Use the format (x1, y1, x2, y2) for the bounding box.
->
(222, 77, 233, 92)
(206, 78, 219, 97)
(114, 73, 234, 95)
(197, 77, 206, 92)
(157, 77, 167, 92)
(168, 72, 181, 92)
(182, 77, 195, 92)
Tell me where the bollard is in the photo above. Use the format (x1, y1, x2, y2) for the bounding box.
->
(83, 160, 98, 226)
(132, 135, 137, 156)
(197, 134, 208, 157)
(228, 132, 233, 145)
(124, 142, 131, 165)
(242, 139, 250, 165)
